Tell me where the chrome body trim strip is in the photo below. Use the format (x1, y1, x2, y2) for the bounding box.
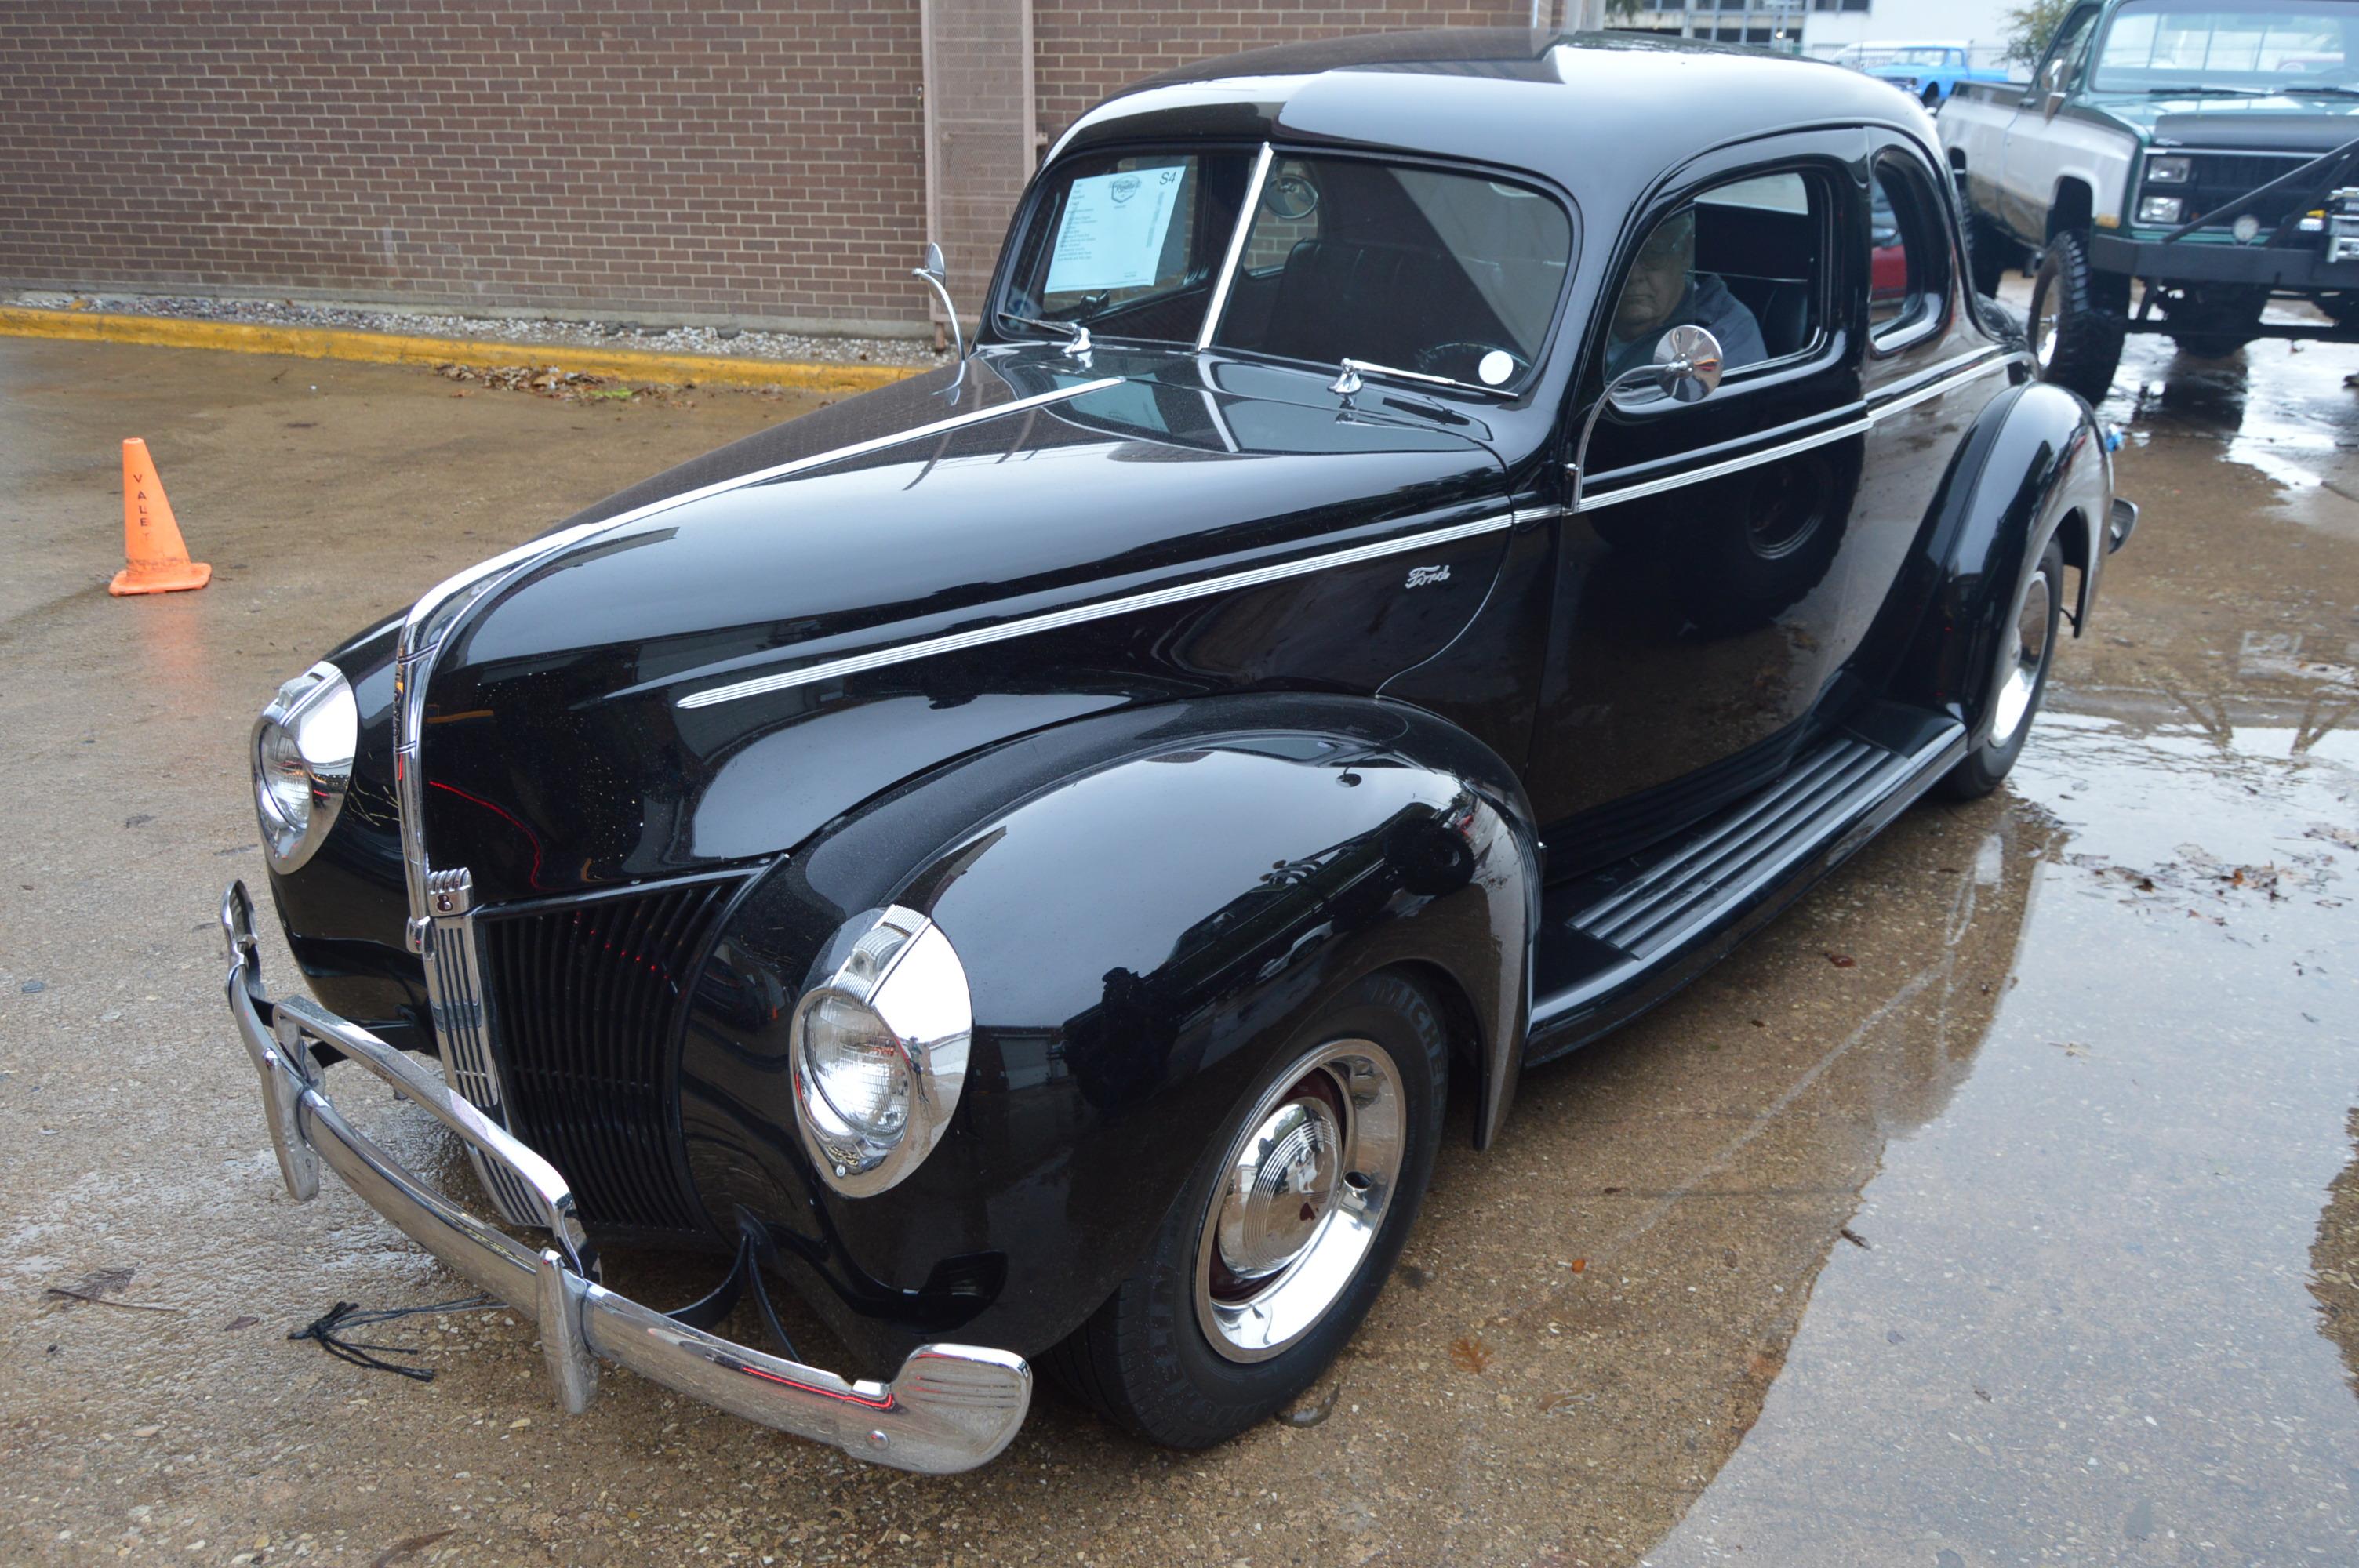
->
(1576, 416, 1872, 513)
(678, 509, 1521, 709)
(1574, 350, 2008, 514)
(1198, 142, 1274, 351)
(222, 881, 1032, 1475)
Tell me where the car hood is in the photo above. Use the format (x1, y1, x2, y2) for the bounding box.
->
(2087, 90, 2359, 151)
(407, 348, 1516, 901)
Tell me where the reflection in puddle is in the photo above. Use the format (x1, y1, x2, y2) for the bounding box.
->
(1640, 712, 2358, 1566)
(2110, 324, 2359, 503)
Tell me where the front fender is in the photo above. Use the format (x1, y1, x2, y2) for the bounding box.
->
(675, 693, 1537, 1372)
(1891, 379, 2112, 739)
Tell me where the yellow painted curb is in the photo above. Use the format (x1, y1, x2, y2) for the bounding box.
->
(0, 307, 923, 393)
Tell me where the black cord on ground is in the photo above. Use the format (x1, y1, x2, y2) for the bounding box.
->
(288, 1294, 497, 1382)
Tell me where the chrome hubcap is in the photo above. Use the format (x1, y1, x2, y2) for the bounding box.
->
(1194, 1039, 1406, 1363)
(1216, 1097, 1342, 1280)
(1990, 569, 2052, 748)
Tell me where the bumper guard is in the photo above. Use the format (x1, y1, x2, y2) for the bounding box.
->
(220, 880, 1030, 1475)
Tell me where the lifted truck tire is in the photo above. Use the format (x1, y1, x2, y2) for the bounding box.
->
(1964, 209, 2019, 300)
(2027, 230, 2126, 406)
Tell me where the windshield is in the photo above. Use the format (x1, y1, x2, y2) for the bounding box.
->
(999, 148, 1574, 391)
(997, 149, 1258, 347)
(2090, 0, 2357, 92)
(1208, 154, 1573, 391)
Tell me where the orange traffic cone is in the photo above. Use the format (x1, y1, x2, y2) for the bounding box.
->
(110, 438, 210, 596)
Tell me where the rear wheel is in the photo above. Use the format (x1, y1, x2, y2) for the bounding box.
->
(2026, 230, 2127, 405)
(1049, 971, 1448, 1447)
(1937, 536, 2065, 800)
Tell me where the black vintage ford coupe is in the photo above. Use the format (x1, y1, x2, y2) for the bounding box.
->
(224, 31, 2132, 1473)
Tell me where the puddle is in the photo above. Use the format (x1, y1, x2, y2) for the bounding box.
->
(2107, 321, 2359, 523)
(1641, 711, 2359, 1566)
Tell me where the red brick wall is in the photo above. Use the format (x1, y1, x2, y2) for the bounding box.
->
(0, 2, 1543, 335)
(1034, 3, 1535, 142)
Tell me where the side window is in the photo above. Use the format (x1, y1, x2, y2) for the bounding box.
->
(1601, 169, 1824, 390)
(2030, 5, 2101, 97)
(1869, 155, 1950, 347)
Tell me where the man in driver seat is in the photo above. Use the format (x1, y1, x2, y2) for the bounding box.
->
(1605, 208, 1767, 381)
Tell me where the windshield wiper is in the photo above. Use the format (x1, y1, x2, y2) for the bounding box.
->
(2281, 83, 2359, 97)
(1327, 355, 1508, 401)
(2142, 85, 2268, 96)
(999, 313, 1093, 358)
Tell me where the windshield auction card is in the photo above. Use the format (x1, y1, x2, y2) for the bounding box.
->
(1045, 165, 1187, 295)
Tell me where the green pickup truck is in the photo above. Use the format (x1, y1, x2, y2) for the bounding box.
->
(1941, 0, 2359, 401)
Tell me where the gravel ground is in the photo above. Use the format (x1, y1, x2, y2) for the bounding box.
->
(4, 289, 949, 369)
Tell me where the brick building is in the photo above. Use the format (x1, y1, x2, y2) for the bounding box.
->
(0, 2, 1568, 338)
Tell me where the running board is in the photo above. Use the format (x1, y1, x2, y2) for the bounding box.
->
(1528, 707, 1967, 1057)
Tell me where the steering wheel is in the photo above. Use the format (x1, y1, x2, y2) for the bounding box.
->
(1411, 341, 1525, 386)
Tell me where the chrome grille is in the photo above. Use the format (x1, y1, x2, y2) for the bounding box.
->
(419, 867, 545, 1225)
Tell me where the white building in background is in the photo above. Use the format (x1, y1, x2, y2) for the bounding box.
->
(1605, 0, 2023, 74)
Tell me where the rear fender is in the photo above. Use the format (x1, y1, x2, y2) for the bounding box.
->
(1890, 379, 2110, 739)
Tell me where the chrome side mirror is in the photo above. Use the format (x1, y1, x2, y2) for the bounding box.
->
(1649, 323, 1724, 404)
(912, 242, 966, 360)
(1566, 325, 1725, 515)
(2041, 57, 2067, 118)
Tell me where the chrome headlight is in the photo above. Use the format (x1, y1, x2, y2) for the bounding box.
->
(2146, 154, 2194, 185)
(2138, 194, 2186, 226)
(252, 662, 357, 873)
(791, 906, 971, 1196)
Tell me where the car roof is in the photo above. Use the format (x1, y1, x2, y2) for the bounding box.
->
(1052, 30, 1939, 209)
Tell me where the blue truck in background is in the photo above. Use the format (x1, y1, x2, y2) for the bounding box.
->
(1831, 41, 2016, 107)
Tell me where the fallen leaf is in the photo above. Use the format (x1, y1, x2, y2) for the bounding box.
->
(1448, 1336, 1492, 1374)
(1838, 1227, 1870, 1249)
(1569, 1258, 1587, 1273)
(223, 1316, 260, 1332)
(1827, 952, 1857, 968)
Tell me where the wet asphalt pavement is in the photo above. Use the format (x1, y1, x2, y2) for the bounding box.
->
(1, 314, 2355, 1567)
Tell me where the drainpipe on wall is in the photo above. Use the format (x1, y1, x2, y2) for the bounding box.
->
(918, 0, 1036, 346)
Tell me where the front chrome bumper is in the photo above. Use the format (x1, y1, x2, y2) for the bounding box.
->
(218, 880, 1031, 1475)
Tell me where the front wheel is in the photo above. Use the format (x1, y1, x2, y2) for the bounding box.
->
(1937, 536, 2065, 800)
(2026, 230, 2127, 405)
(1048, 970, 1448, 1447)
